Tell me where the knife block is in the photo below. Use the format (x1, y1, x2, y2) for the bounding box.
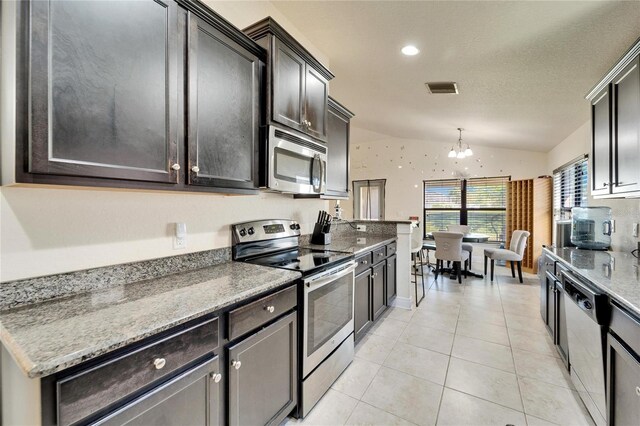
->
(311, 223, 331, 245)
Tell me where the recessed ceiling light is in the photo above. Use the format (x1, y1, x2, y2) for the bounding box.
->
(401, 45, 419, 56)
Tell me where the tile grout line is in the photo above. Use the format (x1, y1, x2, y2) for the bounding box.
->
(496, 272, 530, 425)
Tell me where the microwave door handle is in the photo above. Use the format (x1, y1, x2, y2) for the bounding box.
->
(311, 154, 322, 193)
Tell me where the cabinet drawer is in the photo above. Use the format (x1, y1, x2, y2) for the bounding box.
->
(355, 253, 372, 275)
(57, 317, 219, 426)
(610, 304, 640, 355)
(228, 285, 297, 340)
(372, 246, 386, 264)
(386, 242, 397, 257)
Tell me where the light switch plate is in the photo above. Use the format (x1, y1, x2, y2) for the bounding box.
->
(633, 223, 639, 238)
(611, 219, 615, 233)
(174, 222, 187, 249)
(356, 225, 367, 232)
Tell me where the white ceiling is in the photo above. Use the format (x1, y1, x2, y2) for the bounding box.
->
(271, 0, 640, 152)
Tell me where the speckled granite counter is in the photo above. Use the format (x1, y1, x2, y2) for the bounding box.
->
(543, 247, 640, 317)
(0, 262, 300, 378)
(304, 235, 396, 255)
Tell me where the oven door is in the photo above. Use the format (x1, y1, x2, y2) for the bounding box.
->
(303, 261, 356, 377)
(268, 126, 326, 194)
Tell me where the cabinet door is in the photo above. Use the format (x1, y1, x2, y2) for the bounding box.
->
(28, 0, 179, 183)
(187, 14, 261, 190)
(228, 312, 297, 426)
(386, 255, 397, 305)
(607, 333, 640, 426)
(612, 57, 640, 194)
(96, 356, 221, 426)
(540, 258, 550, 322)
(591, 86, 612, 196)
(372, 262, 387, 321)
(325, 101, 350, 198)
(272, 39, 306, 132)
(354, 269, 372, 342)
(304, 66, 329, 141)
(544, 272, 557, 338)
(555, 283, 569, 367)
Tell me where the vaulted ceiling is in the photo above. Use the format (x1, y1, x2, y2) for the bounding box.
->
(271, 0, 640, 151)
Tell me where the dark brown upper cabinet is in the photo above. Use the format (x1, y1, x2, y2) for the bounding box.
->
(244, 18, 334, 143)
(26, 0, 180, 184)
(14, 0, 265, 195)
(587, 38, 640, 198)
(324, 98, 354, 199)
(187, 10, 263, 191)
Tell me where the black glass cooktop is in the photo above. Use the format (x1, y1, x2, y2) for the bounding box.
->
(246, 248, 353, 276)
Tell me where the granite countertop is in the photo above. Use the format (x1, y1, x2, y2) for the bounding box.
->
(0, 262, 301, 378)
(543, 247, 640, 317)
(304, 234, 396, 255)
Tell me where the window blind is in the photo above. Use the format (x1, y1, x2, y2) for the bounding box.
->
(553, 157, 588, 219)
(424, 179, 461, 209)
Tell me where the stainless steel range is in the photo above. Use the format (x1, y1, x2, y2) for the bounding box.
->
(232, 219, 356, 417)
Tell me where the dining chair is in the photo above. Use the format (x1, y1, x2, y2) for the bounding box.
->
(483, 230, 531, 283)
(410, 223, 426, 306)
(446, 225, 474, 266)
(432, 232, 469, 284)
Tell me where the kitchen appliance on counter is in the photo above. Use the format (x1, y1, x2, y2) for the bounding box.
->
(260, 126, 327, 195)
(555, 220, 573, 248)
(232, 219, 355, 418)
(562, 271, 610, 426)
(571, 207, 612, 250)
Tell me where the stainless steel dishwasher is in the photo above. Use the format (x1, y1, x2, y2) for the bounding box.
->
(562, 271, 609, 426)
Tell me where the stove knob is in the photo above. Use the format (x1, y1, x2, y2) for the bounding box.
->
(239, 228, 247, 237)
(290, 223, 296, 230)
(295, 224, 301, 230)
(247, 227, 255, 235)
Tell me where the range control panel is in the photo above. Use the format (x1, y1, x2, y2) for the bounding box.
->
(232, 219, 300, 243)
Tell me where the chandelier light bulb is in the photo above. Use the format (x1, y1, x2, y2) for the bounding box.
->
(448, 148, 457, 158)
(464, 146, 473, 156)
(457, 151, 466, 159)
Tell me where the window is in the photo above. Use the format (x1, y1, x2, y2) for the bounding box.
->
(353, 179, 386, 220)
(423, 176, 509, 242)
(553, 156, 588, 220)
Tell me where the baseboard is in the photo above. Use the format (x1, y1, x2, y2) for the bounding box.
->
(391, 296, 412, 310)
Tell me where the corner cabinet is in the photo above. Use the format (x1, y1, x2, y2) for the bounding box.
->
(323, 98, 354, 199)
(588, 38, 640, 198)
(244, 18, 334, 143)
(13, 0, 264, 194)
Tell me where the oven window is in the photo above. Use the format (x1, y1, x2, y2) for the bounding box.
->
(307, 273, 353, 356)
(274, 147, 311, 184)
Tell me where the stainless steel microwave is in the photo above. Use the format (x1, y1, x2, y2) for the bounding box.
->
(263, 126, 326, 194)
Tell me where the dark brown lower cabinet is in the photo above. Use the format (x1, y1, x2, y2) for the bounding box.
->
(354, 269, 372, 342)
(96, 356, 221, 426)
(227, 312, 297, 426)
(386, 254, 397, 305)
(607, 333, 640, 426)
(372, 262, 386, 321)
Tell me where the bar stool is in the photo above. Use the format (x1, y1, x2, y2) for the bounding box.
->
(411, 224, 426, 306)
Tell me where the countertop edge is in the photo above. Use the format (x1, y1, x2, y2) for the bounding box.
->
(542, 247, 640, 318)
(1, 266, 302, 379)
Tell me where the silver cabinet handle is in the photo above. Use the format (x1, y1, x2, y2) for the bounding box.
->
(265, 305, 275, 313)
(209, 372, 222, 383)
(362, 260, 368, 265)
(231, 360, 242, 370)
(153, 358, 166, 370)
(171, 163, 181, 171)
(603, 182, 609, 187)
(191, 165, 200, 173)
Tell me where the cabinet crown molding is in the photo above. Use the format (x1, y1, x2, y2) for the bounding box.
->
(586, 36, 640, 101)
(244, 17, 335, 81)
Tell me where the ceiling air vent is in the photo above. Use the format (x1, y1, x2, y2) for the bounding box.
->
(425, 82, 459, 94)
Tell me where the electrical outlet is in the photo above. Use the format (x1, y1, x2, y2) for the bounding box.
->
(633, 223, 639, 238)
(611, 219, 616, 233)
(174, 222, 187, 249)
(356, 225, 367, 232)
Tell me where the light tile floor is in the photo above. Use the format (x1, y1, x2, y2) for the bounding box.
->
(284, 258, 596, 426)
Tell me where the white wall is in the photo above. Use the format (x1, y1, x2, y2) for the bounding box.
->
(547, 121, 640, 252)
(0, 1, 329, 282)
(341, 126, 549, 220)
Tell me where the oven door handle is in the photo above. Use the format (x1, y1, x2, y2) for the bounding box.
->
(305, 261, 356, 290)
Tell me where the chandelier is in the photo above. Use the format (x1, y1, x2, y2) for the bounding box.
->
(448, 128, 473, 159)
